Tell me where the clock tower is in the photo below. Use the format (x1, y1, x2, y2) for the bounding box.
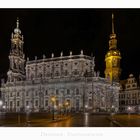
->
(105, 13, 121, 82)
(7, 18, 25, 82)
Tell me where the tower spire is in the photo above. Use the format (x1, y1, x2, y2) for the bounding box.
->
(105, 13, 121, 82)
(16, 17, 19, 28)
(7, 18, 25, 82)
(112, 13, 115, 34)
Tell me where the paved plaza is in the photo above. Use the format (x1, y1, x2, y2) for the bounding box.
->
(1, 112, 140, 127)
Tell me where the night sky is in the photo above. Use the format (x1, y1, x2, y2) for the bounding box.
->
(0, 9, 140, 80)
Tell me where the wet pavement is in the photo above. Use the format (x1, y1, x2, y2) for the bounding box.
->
(46, 113, 117, 127)
(0, 112, 118, 127)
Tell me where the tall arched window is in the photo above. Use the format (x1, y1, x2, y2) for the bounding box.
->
(45, 90, 48, 95)
(76, 89, 79, 95)
(67, 89, 70, 95)
(56, 89, 59, 95)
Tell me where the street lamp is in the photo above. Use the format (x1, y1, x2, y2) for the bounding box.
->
(111, 105, 115, 112)
(138, 106, 140, 115)
(26, 105, 30, 126)
(0, 100, 3, 113)
(127, 106, 132, 115)
(51, 96, 56, 120)
(64, 101, 69, 115)
(2, 105, 6, 112)
(58, 104, 62, 118)
(111, 105, 115, 120)
(85, 105, 88, 113)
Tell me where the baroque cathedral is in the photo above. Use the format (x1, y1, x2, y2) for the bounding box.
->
(0, 14, 121, 113)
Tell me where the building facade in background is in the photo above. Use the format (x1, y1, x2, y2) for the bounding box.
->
(119, 74, 140, 113)
(0, 16, 120, 113)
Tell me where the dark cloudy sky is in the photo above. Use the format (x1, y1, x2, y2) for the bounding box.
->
(0, 9, 140, 80)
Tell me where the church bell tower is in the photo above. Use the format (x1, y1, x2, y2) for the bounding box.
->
(105, 13, 121, 82)
(7, 18, 25, 82)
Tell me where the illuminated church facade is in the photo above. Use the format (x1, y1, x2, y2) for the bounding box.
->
(0, 14, 120, 113)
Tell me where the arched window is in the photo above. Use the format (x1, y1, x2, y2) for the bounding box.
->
(35, 91, 38, 96)
(46, 72, 50, 77)
(10, 93, 13, 97)
(67, 89, 70, 95)
(45, 90, 48, 95)
(56, 89, 59, 95)
(35, 100, 39, 106)
(64, 70, 68, 76)
(74, 69, 78, 75)
(17, 92, 19, 97)
(30, 74, 34, 80)
(76, 89, 79, 95)
(17, 101, 20, 107)
(10, 101, 13, 107)
(45, 100, 48, 106)
(26, 92, 29, 96)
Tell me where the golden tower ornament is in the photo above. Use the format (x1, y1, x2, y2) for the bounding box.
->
(104, 13, 121, 82)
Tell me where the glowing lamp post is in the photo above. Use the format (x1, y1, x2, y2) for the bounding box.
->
(127, 106, 132, 115)
(138, 106, 140, 115)
(111, 105, 115, 113)
(59, 104, 62, 118)
(0, 100, 3, 113)
(26, 105, 30, 125)
(51, 96, 56, 120)
(2, 105, 6, 112)
(85, 105, 88, 113)
(64, 101, 69, 115)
